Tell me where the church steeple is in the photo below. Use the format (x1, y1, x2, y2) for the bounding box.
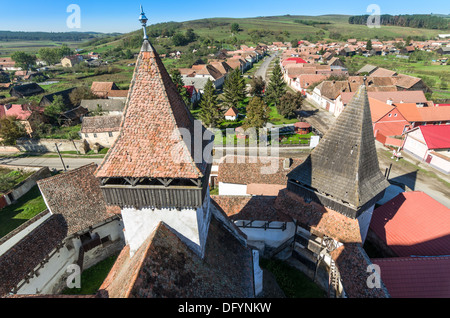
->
(95, 7, 213, 257)
(287, 83, 389, 219)
(95, 7, 213, 210)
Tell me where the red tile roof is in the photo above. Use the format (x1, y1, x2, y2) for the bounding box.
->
(370, 191, 450, 257)
(95, 40, 210, 179)
(372, 256, 450, 298)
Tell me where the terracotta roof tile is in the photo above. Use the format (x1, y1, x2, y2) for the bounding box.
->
(81, 115, 122, 134)
(95, 41, 211, 179)
(99, 216, 254, 298)
(37, 163, 117, 236)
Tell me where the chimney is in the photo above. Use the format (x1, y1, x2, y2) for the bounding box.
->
(387, 99, 393, 105)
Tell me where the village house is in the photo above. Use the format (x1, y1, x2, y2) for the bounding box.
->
(369, 191, 450, 297)
(90, 82, 121, 98)
(0, 103, 45, 136)
(39, 87, 77, 109)
(80, 115, 122, 149)
(9, 83, 44, 98)
(0, 57, 20, 71)
(80, 99, 125, 116)
(224, 106, 239, 121)
(401, 125, 450, 174)
(61, 55, 83, 68)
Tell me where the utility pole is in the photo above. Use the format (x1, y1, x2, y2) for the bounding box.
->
(55, 143, 67, 171)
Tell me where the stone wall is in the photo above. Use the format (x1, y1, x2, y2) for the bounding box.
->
(16, 138, 89, 154)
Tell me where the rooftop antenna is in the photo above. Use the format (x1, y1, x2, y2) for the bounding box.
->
(139, 5, 148, 40)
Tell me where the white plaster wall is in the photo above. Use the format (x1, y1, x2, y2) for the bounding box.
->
(235, 221, 296, 248)
(16, 242, 77, 295)
(218, 182, 249, 196)
(121, 190, 211, 258)
(0, 212, 52, 257)
(252, 250, 263, 296)
(357, 205, 375, 244)
(403, 133, 428, 159)
(430, 153, 450, 174)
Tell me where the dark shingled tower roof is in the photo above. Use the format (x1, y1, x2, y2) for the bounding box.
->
(287, 83, 389, 218)
(95, 39, 210, 180)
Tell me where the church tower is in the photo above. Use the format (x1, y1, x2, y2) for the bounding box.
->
(95, 7, 213, 257)
(287, 82, 389, 242)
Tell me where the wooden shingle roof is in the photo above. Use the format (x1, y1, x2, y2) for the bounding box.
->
(288, 84, 389, 216)
(95, 40, 211, 179)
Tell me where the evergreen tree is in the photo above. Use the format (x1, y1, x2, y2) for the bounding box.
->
(170, 69, 191, 109)
(243, 96, 270, 129)
(222, 68, 246, 109)
(366, 39, 373, 51)
(265, 60, 286, 107)
(199, 79, 222, 128)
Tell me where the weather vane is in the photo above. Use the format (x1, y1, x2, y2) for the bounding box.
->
(139, 5, 148, 40)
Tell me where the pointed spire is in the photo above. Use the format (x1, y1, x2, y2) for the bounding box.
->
(287, 84, 389, 218)
(95, 8, 210, 180)
(139, 5, 148, 40)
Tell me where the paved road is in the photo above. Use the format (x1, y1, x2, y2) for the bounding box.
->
(0, 155, 104, 171)
(254, 52, 279, 81)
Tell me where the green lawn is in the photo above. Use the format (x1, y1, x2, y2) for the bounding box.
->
(0, 168, 34, 195)
(0, 185, 47, 239)
(260, 258, 326, 298)
(268, 105, 299, 125)
(280, 132, 314, 145)
(61, 254, 119, 295)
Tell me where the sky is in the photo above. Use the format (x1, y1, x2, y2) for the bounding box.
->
(0, 0, 448, 33)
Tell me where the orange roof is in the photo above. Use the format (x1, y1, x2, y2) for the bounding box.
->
(369, 98, 395, 122)
(417, 106, 450, 122)
(395, 103, 422, 122)
(224, 107, 238, 117)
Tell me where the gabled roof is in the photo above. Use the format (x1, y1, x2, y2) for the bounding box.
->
(416, 125, 450, 149)
(372, 256, 450, 298)
(288, 84, 389, 214)
(81, 115, 123, 134)
(37, 163, 119, 236)
(95, 40, 211, 179)
(224, 106, 238, 117)
(98, 215, 254, 298)
(370, 191, 450, 257)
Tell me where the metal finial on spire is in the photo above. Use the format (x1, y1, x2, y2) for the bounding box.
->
(139, 5, 148, 40)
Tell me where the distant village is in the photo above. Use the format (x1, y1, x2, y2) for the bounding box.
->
(0, 28, 450, 300)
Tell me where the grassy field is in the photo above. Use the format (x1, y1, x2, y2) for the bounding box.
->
(260, 257, 325, 298)
(0, 185, 47, 238)
(0, 40, 83, 57)
(0, 168, 34, 195)
(61, 254, 119, 295)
